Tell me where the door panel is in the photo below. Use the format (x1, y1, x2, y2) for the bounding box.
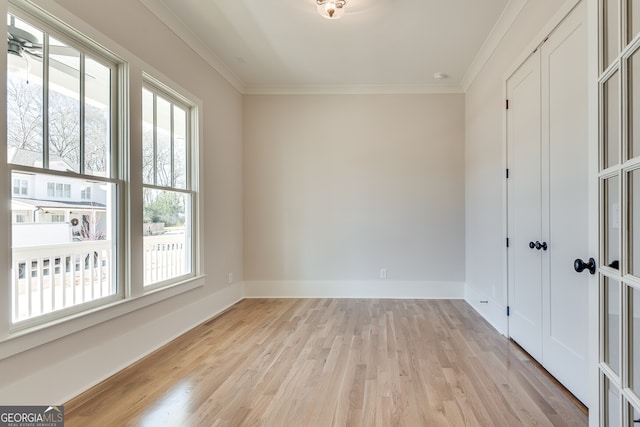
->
(541, 1, 589, 404)
(507, 50, 543, 362)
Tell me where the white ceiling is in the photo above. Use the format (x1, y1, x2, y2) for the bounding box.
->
(140, 0, 522, 94)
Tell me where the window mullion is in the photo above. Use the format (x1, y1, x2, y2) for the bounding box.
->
(42, 33, 50, 170)
(153, 93, 157, 186)
(170, 105, 174, 188)
(79, 52, 85, 174)
(187, 112, 192, 190)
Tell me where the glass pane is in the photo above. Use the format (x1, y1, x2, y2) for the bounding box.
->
(604, 278, 621, 374)
(632, 286, 640, 397)
(49, 36, 80, 173)
(173, 106, 187, 189)
(629, 403, 640, 426)
(604, 71, 620, 169)
(142, 88, 154, 185)
(631, 170, 640, 275)
(143, 188, 191, 286)
(156, 96, 172, 187)
(7, 15, 44, 167)
(84, 57, 111, 177)
(11, 171, 116, 322)
(604, 377, 622, 426)
(605, 176, 621, 269)
(631, 0, 640, 44)
(605, 375, 621, 426)
(630, 49, 640, 159)
(605, 0, 619, 68)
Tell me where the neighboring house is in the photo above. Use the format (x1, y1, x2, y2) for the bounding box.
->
(9, 147, 107, 247)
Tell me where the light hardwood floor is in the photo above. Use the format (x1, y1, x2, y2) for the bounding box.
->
(65, 299, 588, 426)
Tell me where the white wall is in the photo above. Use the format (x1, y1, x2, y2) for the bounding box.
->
(244, 94, 465, 297)
(0, 0, 244, 404)
(464, 0, 577, 334)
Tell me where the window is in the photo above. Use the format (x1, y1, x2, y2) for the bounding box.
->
(80, 186, 91, 200)
(8, 11, 118, 324)
(2, 3, 202, 357)
(46, 182, 71, 198)
(142, 82, 195, 287)
(50, 214, 65, 223)
(12, 178, 28, 196)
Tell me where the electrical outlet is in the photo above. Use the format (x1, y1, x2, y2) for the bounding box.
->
(379, 268, 387, 279)
(228, 272, 233, 284)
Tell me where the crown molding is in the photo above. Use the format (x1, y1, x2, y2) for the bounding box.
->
(138, 0, 246, 94)
(243, 84, 464, 95)
(461, 0, 528, 91)
(139, 0, 521, 96)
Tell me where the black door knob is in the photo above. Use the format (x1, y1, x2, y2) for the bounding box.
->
(530, 241, 548, 251)
(535, 241, 548, 251)
(574, 258, 596, 274)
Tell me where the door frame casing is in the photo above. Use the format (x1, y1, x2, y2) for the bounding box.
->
(587, 0, 599, 424)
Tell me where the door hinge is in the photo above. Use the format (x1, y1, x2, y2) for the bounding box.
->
(507, 306, 510, 316)
(506, 238, 510, 248)
(506, 168, 509, 179)
(506, 99, 509, 110)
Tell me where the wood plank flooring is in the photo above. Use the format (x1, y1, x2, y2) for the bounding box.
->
(65, 299, 588, 426)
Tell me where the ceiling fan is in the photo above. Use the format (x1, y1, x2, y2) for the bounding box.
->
(7, 25, 42, 58)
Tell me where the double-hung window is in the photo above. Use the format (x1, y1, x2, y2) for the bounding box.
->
(46, 182, 71, 198)
(7, 10, 119, 325)
(12, 177, 27, 195)
(141, 80, 195, 288)
(3, 3, 201, 354)
(80, 186, 91, 200)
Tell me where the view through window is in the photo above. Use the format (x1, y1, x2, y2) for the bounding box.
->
(141, 84, 193, 287)
(7, 13, 118, 323)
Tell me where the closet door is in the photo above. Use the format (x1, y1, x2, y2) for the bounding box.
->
(507, 50, 543, 363)
(507, 2, 588, 404)
(541, 0, 588, 405)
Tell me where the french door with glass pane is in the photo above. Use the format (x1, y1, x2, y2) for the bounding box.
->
(599, 0, 640, 424)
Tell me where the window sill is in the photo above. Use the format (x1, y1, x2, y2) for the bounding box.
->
(0, 274, 206, 361)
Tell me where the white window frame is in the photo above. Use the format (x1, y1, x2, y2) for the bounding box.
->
(141, 77, 198, 291)
(12, 178, 27, 195)
(46, 182, 71, 198)
(0, 0, 204, 361)
(80, 186, 91, 200)
(6, 6, 121, 328)
(50, 214, 64, 223)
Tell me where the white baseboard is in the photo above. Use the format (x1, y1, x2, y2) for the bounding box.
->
(0, 282, 244, 405)
(244, 280, 465, 299)
(464, 284, 508, 336)
(56, 283, 244, 404)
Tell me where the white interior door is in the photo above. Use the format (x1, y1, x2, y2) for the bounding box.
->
(507, 1, 589, 405)
(507, 50, 543, 363)
(540, 1, 589, 405)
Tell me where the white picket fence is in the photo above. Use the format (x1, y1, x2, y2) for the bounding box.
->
(143, 234, 187, 285)
(12, 240, 113, 322)
(12, 234, 186, 321)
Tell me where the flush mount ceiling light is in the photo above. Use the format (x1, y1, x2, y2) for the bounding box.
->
(317, 0, 347, 19)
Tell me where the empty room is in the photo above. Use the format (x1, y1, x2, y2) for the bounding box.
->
(0, 0, 635, 425)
